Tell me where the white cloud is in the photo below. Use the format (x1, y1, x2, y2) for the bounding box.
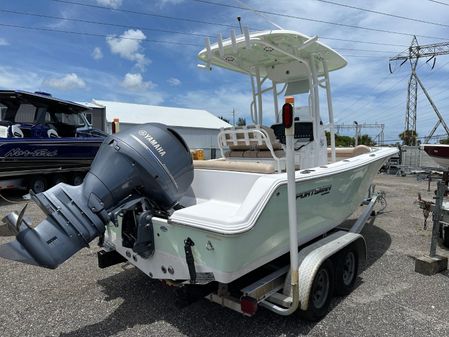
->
(0, 66, 42, 90)
(158, 0, 184, 7)
(121, 73, 155, 91)
(167, 77, 181, 86)
(44, 73, 86, 90)
(175, 85, 254, 123)
(0, 66, 165, 107)
(0, 38, 8, 46)
(106, 29, 149, 70)
(92, 47, 103, 60)
(96, 0, 122, 9)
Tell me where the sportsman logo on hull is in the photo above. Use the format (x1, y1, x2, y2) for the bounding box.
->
(136, 130, 166, 157)
(296, 185, 332, 199)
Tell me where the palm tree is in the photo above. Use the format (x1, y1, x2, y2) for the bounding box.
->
(399, 130, 418, 146)
(236, 117, 246, 126)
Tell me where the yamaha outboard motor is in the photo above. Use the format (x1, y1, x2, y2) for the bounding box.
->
(0, 123, 194, 268)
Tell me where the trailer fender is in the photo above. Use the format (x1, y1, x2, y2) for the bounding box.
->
(284, 231, 366, 311)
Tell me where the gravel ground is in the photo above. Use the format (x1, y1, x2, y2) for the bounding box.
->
(1, 174, 449, 337)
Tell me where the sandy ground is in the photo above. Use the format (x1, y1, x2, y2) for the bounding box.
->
(0, 174, 449, 337)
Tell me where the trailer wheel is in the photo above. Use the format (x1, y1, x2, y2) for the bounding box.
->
(300, 259, 334, 321)
(71, 174, 84, 186)
(335, 248, 358, 296)
(441, 225, 449, 248)
(29, 176, 47, 193)
(51, 174, 67, 186)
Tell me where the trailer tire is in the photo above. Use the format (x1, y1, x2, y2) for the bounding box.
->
(29, 176, 47, 193)
(300, 259, 334, 321)
(71, 174, 84, 186)
(51, 174, 67, 186)
(441, 224, 449, 248)
(335, 248, 358, 296)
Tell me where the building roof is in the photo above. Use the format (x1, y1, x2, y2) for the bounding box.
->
(90, 99, 231, 130)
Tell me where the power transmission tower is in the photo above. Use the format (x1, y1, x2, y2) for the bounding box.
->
(390, 36, 449, 145)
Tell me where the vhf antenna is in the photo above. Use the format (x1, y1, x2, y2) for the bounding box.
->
(237, 16, 243, 34)
(234, 0, 284, 30)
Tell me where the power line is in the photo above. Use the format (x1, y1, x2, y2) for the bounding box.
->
(0, 8, 210, 38)
(320, 36, 408, 48)
(0, 21, 398, 59)
(377, 64, 448, 119)
(344, 60, 446, 123)
(344, 57, 445, 117)
(51, 0, 237, 28)
(0, 13, 404, 56)
(345, 59, 449, 126)
(192, 0, 449, 41)
(338, 68, 412, 118)
(335, 47, 398, 54)
(47, 0, 417, 49)
(338, 76, 408, 123)
(343, 55, 391, 59)
(41, 0, 449, 50)
(0, 22, 201, 47)
(315, 0, 449, 28)
(427, 0, 449, 6)
(366, 75, 449, 124)
(0, 7, 408, 50)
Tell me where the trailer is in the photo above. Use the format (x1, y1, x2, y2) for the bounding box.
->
(417, 172, 449, 248)
(0, 165, 90, 193)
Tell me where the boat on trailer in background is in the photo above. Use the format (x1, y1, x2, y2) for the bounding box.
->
(421, 143, 449, 168)
(0, 29, 397, 321)
(0, 90, 106, 192)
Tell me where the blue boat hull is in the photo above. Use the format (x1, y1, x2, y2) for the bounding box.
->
(0, 137, 103, 177)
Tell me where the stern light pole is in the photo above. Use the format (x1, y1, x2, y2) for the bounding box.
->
(268, 96, 300, 315)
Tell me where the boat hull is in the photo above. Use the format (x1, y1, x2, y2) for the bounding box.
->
(422, 144, 449, 168)
(0, 138, 103, 177)
(103, 148, 397, 284)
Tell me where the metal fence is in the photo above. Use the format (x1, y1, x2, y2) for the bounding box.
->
(398, 146, 443, 172)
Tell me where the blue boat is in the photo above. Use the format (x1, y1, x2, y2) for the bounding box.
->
(0, 90, 107, 190)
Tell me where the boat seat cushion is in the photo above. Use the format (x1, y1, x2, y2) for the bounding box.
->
(47, 129, 59, 138)
(226, 149, 285, 159)
(193, 159, 275, 174)
(327, 145, 371, 159)
(0, 125, 7, 138)
(223, 125, 283, 151)
(10, 124, 24, 138)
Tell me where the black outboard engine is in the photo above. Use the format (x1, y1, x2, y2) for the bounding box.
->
(0, 123, 194, 268)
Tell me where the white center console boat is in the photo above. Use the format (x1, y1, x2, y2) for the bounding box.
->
(0, 28, 398, 320)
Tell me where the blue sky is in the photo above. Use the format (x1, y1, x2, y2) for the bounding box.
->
(1, 0, 449, 143)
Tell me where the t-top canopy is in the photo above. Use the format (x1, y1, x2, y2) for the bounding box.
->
(198, 30, 347, 83)
(0, 90, 90, 113)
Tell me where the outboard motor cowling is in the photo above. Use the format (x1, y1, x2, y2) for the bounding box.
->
(0, 123, 194, 268)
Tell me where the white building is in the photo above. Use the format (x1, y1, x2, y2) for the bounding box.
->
(88, 100, 231, 159)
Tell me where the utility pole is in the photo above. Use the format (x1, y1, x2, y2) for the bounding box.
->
(353, 121, 359, 146)
(390, 36, 449, 145)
